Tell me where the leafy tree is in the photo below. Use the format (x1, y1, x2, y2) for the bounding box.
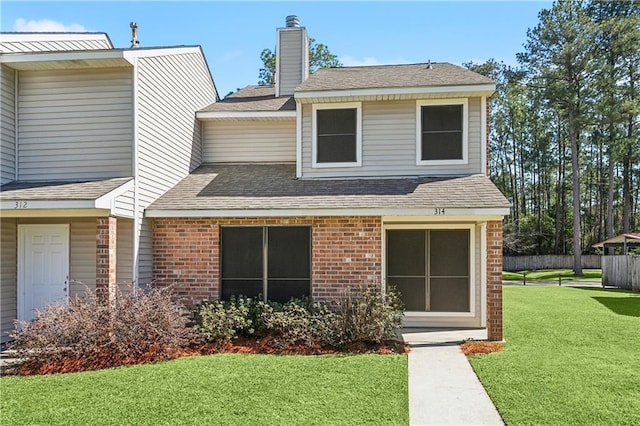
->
(258, 38, 342, 85)
(518, 0, 593, 275)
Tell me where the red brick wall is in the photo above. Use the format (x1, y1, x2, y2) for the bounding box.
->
(486, 220, 503, 341)
(96, 216, 117, 301)
(152, 216, 382, 305)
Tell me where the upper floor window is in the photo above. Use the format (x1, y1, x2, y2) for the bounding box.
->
(416, 99, 468, 165)
(312, 102, 362, 168)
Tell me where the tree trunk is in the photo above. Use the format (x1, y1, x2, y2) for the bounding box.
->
(569, 106, 583, 275)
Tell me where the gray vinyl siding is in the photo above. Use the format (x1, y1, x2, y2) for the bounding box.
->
(17, 68, 134, 181)
(301, 98, 483, 178)
(202, 119, 296, 163)
(113, 187, 135, 218)
(1, 219, 17, 343)
(136, 51, 217, 284)
(277, 29, 305, 96)
(1, 65, 16, 184)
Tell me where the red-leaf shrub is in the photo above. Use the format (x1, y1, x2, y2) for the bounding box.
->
(10, 284, 196, 373)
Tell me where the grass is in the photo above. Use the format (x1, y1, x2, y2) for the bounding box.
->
(503, 268, 602, 281)
(1, 353, 407, 425)
(469, 286, 640, 425)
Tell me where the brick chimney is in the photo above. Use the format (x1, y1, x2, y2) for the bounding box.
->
(275, 15, 309, 97)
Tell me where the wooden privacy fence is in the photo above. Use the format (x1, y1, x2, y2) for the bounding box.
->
(602, 255, 640, 291)
(503, 255, 602, 271)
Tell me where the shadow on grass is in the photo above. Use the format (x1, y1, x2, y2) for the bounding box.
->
(568, 287, 640, 317)
(591, 297, 640, 317)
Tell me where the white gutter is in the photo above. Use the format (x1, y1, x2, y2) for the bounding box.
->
(146, 207, 511, 218)
(196, 110, 296, 119)
(294, 83, 496, 100)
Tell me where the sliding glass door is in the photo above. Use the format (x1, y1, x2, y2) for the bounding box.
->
(386, 229, 470, 312)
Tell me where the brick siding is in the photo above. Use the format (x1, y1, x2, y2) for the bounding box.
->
(486, 220, 503, 341)
(152, 216, 382, 305)
(96, 216, 117, 301)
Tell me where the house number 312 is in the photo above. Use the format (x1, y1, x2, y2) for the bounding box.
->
(14, 201, 28, 209)
(434, 208, 445, 215)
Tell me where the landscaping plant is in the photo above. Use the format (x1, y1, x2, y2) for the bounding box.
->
(10, 284, 196, 374)
(194, 285, 404, 350)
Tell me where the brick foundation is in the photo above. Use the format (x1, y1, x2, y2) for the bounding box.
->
(486, 220, 503, 341)
(152, 216, 382, 305)
(96, 216, 117, 301)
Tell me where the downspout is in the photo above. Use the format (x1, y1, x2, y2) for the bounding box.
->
(480, 95, 487, 175)
(480, 222, 487, 327)
(131, 56, 140, 288)
(296, 100, 302, 178)
(14, 69, 19, 180)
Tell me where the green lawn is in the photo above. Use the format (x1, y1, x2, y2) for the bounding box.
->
(503, 268, 602, 282)
(1, 354, 407, 425)
(470, 286, 640, 425)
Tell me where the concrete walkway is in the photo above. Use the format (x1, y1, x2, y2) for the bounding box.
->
(402, 328, 504, 426)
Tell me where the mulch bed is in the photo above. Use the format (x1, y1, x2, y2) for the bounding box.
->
(5, 338, 408, 376)
(460, 340, 503, 356)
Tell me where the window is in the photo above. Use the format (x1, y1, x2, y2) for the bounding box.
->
(221, 226, 311, 303)
(416, 99, 468, 165)
(386, 228, 471, 312)
(312, 102, 362, 167)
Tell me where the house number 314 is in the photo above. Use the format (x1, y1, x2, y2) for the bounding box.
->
(434, 208, 445, 215)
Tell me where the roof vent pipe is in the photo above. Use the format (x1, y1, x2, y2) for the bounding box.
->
(130, 22, 139, 48)
(286, 15, 300, 28)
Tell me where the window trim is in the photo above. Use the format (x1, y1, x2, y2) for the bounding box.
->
(415, 98, 468, 166)
(312, 102, 362, 168)
(383, 223, 476, 318)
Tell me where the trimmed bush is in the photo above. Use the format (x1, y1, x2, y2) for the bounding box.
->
(10, 284, 195, 366)
(194, 296, 257, 341)
(193, 285, 404, 349)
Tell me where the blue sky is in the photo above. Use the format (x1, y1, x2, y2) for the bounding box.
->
(2, 1, 552, 96)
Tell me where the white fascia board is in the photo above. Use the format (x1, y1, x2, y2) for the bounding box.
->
(1, 33, 111, 44)
(294, 84, 496, 100)
(196, 111, 297, 119)
(146, 207, 511, 218)
(0, 49, 126, 65)
(1, 208, 111, 218)
(94, 179, 135, 209)
(2, 199, 97, 210)
(122, 46, 201, 61)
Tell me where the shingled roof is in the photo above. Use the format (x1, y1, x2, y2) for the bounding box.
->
(147, 164, 509, 214)
(0, 177, 132, 201)
(200, 85, 295, 113)
(295, 63, 494, 92)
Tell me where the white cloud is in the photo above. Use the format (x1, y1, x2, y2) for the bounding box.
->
(340, 55, 383, 66)
(221, 50, 243, 62)
(340, 55, 411, 67)
(13, 18, 89, 32)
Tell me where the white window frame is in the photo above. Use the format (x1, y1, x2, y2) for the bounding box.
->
(312, 102, 362, 168)
(416, 98, 468, 166)
(383, 223, 476, 318)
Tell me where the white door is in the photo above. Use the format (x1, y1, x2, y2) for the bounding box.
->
(18, 225, 69, 322)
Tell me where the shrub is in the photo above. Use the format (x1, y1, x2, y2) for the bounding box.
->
(328, 285, 404, 346)
(10, 284, 195, 366)
(193, 286, 404, 349)
(194, 296, 257, 342)
(260, 300, 336, 349)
